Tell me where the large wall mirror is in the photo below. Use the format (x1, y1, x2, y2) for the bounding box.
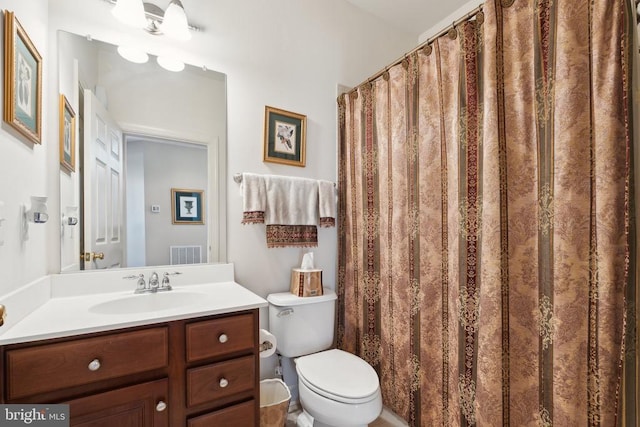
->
(58, 30, 227, 272)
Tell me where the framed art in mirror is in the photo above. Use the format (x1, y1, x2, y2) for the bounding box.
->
(172, 188, 205, 224)
(59, 94, 76, 172)
(3, 11, 42, 145)
(263, 106, 306, 167)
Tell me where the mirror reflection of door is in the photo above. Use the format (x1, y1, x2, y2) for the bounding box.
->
(83, 89, 124, 269)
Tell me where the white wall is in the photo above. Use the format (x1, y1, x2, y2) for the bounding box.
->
(0, 1, 51, 295)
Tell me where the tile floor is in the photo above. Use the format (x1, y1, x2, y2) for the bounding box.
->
(285, 406, 408, 427)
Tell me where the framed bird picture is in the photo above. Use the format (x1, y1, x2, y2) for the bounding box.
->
(263, 105, 306, 167)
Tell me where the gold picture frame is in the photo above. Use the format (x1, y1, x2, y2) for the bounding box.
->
(263, 106, 306, 167)
(171, 188, 205, 224)
(3, 11, 42, 145)
(59, 94, 76, 172)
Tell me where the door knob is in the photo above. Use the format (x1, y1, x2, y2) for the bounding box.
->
(81, 252, 104, 261)
(0, 305, 6, 327)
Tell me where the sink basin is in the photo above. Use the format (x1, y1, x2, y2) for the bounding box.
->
(89, 291, 207, 315)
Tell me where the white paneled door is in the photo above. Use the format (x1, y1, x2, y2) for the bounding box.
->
(83, 89, 124, 269)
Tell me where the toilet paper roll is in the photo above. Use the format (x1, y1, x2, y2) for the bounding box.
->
(259, 329, 277, 358)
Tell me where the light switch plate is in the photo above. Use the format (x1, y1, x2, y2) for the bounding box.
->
(151, 205, 160, 213)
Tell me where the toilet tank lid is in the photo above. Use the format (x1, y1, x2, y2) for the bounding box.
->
(267, 289, 337, 307)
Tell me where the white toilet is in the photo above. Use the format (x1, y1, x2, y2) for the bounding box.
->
(267, 289, 382, 427)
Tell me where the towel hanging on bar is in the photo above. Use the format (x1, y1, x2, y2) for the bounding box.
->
(238, 172, 336, 247)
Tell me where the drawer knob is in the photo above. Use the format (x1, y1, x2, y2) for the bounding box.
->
(88, 359, 101, 371)
(218, 333, 228, 344)
(155, 401, 167, 412)
(219, 378, 229, 388)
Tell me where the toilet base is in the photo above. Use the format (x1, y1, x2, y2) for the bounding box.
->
(295, 410, 314, 427)
(297, 377, 381, 427)
(296, 409, 368, 427)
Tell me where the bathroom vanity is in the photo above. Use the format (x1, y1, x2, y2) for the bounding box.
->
(0, 264, 267, 427)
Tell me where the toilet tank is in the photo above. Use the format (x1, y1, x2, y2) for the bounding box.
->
(267, 289, 337, 358)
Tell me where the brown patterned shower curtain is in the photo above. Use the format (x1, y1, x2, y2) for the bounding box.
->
(336, 0, 638, 425)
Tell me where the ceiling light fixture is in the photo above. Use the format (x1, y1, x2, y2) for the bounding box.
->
(107, 0, 197, 41)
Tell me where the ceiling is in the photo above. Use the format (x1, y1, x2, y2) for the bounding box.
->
(344, 0, 477, 36)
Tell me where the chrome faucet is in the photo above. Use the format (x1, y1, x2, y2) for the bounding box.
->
(149, 272, 160, 291)
(124, 271, 178, 294)
(160, 272, 173, 291)
(123, 274, 147, 293)
(158, 271, 182, 292)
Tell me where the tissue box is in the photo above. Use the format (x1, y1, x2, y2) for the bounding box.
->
(290, 269, 323, 297)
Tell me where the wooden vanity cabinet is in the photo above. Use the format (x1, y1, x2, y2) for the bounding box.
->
(0, 309, 260, 427)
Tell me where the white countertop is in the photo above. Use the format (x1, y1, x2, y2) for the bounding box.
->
(0, 268, 268, 345)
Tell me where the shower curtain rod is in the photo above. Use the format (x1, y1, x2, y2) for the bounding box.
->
(345, 4, 484, 94)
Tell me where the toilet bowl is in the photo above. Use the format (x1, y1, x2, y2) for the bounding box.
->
(267, 290, 382, 427)
(295, 349, 382, 427)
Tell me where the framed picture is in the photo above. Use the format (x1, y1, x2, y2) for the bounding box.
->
(263, 106, 306, 167)
(3, 11, 42, 145)
(171, 188, 205, 224)
(59, 94, 76, 172)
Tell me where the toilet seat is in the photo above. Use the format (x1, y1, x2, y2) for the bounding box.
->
(296, 349, 380, 404)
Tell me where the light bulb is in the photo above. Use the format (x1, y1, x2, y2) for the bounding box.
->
(160, 0, 191, 41)
(157, 56, 185, 72)
(117, 45, 149, 64)
(111, 0, 147, 29)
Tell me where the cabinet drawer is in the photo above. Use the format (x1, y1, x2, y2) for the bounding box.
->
(186, 313, 254, 362)
(187, 355, 255, 407)
(6, 327, 168, 400)
(187, 400, 255, 427)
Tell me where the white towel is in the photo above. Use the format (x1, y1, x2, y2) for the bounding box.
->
(264, 175, 319, 225)
(318, 180, 336, 227)
(241, 173, 266, 224)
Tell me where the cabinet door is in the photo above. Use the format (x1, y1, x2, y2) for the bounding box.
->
(65, 379, 169, 427)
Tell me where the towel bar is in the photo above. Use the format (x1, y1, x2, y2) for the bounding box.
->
(233, 173, 335, 187)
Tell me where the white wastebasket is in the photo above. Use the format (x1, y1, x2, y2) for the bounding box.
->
(260, 378, 291, 427)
